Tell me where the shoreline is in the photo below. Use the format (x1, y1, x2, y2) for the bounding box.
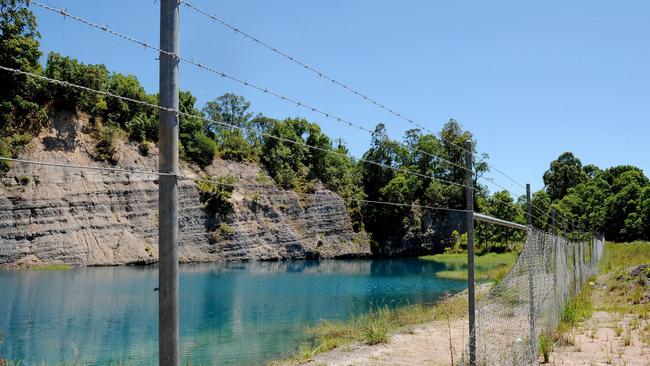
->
(3, 252, 470, 270)
(271, 284, 493, 366)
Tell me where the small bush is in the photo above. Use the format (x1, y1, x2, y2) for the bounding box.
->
(219, 223, 235, 236)
(538, 331, 553, 363)
(196, 175, 236, 217)
(0, 133, 33, 172)
(444, 230, 468, 254)
(126, 114, 158, 142)
(184, 133, 217, 168)
(95, 125, 119, 164)
(138, 141, 151, 156)
(218, 129, 257, 162)
(362, 318, 390, 345)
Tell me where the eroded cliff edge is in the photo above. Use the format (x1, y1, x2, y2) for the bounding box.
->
(0, 113, 370, 266)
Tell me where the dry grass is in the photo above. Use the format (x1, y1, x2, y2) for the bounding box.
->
(270, 294, 469, 365)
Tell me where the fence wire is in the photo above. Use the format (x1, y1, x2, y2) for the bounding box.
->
(465, 227, 604, 365)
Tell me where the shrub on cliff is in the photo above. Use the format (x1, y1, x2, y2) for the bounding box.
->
(94, 125, 119, 164)
(196, 175, 236, 218)
(126, 113, 158, 143)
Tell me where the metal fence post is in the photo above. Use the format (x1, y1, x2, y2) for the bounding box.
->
(551, 209, 558, 327)
(526, 184, 536, 361)
(159, 0, 180, 364)
(465, 141, 476, 366)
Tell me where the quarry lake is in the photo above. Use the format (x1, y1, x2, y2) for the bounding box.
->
(0, 259, 466, 365)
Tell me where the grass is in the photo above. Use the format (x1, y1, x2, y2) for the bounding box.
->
(552, 240, 650, 359)
(599, 241, 650, 273)
(538, 331, 553, 363)
(270, 294, 468, 365)
(30, 264, 71, 271)
(596, 241, 650, 316)
(560, 279, 594, 327)
(421, 252, 518, 282)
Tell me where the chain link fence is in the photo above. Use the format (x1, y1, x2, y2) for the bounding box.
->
(464, 227, 605, 365)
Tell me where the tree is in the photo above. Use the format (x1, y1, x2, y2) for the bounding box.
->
(202, 93, 257, 161)
(202, 93, 253, 137)
(261, 118, 310, 189)
(44, 52, 109, 115)
(553, 164, 650, 241)
(105, 72, 150, 127)
(0, 0, 45, 135)
(543, 152, 588, 201)
(179, 90, 216, 167)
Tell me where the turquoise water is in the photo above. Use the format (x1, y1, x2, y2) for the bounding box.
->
(0, 259, 466, 365)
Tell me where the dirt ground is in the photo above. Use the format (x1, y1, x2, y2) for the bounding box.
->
(550, 310, 649, 365)
(549, 270, 650, 366)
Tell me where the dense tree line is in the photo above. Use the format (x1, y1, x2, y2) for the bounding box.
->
(535, 152, 650, 242)
(1, 0, 647, 251)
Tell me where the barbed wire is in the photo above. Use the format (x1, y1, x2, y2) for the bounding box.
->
(31, 0, 471, 175)
(0, 157, 169, 176)
(33, 0, 557, 233)
(0, 61, 582, 239)
(21, 3, 589, 236)
(0, 155, 469, 215)
(182, 174, 469, 213)
(179, 0, 538, 192)
(481, 176, 581, 234)
(1, 64, 478, 188)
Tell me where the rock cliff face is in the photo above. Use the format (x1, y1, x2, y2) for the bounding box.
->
(0, 113, 370, 266)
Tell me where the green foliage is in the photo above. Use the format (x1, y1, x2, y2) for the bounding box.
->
(217, 129, 256, 162)
(185, 133, 217, 168)
(0, 132, 31, 171)
(422, 251, 517, 281)
(126, 113, 158, 142)
(30, 264, 71, 270)
(360, 120, 487, 252)
(202, 93, 259, 162)
(178, 91, 217, 167)
(538, 331, 553, 363)
(202, 93, 253, 136)
(137, 141, 150, 156)
(44, 52, 109, 116)
(560, 283, 593, 326)
(443, 230, 468, 254)
(540, 155, 650, 241)
(543, 152, 588, 201)
(94, 125, 119, 164)
(104, 73, 151, 127)
(599, 241, 650, 273)
(0, 0, 46, 136)
(196, 175, 236, 217)
(218, 222, 235, 237)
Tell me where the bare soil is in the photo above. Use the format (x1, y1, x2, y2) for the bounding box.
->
(550, 311, 649, 365)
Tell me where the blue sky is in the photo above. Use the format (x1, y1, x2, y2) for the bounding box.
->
(33, 0, 649, 197)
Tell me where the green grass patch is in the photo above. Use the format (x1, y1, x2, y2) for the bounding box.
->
(599, 241, 650, 273)
(30, 264, 71, 271)
(421, 252, 518, 282)
(560, 279, 594, 328)
(596, 241, 650, 316)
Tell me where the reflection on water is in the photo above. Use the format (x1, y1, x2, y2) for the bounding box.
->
(0, 258, 466, 365)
